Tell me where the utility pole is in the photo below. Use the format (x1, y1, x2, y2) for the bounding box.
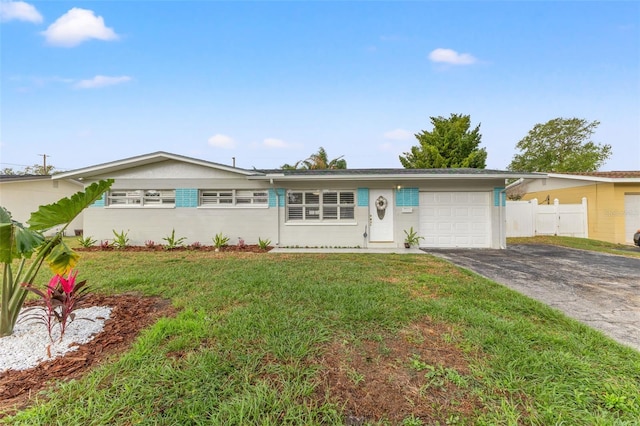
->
(38, 154, 49, 175)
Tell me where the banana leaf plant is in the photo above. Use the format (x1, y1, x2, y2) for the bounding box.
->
(0, 179, 113, 337)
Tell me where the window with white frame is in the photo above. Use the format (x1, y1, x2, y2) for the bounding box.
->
(199, 189, 268, 206)
(286, 190, 355, 221)
(107, 190, 175, 207)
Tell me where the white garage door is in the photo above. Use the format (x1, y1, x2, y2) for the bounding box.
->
(419, 192, 491, 248)
(624, 194, 640, 243)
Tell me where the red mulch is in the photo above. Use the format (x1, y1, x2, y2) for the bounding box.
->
(0, 293, 177, 417)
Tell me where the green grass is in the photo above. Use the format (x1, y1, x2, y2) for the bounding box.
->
(508, 235, 640, 258)
(3, 251, 639, 425)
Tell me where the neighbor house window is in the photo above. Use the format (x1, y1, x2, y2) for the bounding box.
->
(286, 190, 355, 221)
(107, 190, 175, 207)
(199, 189, 268, 207)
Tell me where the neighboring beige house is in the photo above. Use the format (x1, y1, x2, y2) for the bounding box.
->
(511, 171, 640, 245)
(0, 175, 84, 235)
(52, 152, 542, 249)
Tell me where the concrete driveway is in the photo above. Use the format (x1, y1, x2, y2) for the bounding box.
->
(423, 244, 640, 352)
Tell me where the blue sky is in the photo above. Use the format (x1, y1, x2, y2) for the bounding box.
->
(1, 0, 638, 172)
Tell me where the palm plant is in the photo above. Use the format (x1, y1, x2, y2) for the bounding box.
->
(281, 147, 347, 170)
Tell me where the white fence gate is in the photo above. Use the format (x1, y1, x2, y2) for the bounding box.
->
(506, 198, 588, 238)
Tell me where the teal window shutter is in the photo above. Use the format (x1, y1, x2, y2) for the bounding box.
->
(269, 188, 285, 207)
(357, 188, 369, 207)
(396, 188, 419, 207)
(176, 189, 198, 207)
(494, 187, 506, 207)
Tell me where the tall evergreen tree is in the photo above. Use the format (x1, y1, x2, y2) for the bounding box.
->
(399, 114, 487, 169)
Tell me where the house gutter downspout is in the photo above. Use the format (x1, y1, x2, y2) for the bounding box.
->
(499, 187, 508, 249)
(271, 179, 280, 246)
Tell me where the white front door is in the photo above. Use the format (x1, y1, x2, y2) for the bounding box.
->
(369, 189, 394, 242)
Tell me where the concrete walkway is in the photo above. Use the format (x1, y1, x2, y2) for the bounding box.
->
(269, 247, 426, 254)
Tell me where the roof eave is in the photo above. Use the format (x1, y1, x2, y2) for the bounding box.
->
(53, 151, 262, 180)
(546, 173, 640, 183)
(248, 172, 546, 181)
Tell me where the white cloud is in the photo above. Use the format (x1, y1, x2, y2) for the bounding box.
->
(208, 134, 236, 149)
(428, 48, 477, 65)
(383, 128, 413, 140)
(263, 138, 288, 148)
(74, 75, 131, 89)
(42, 8, 118, 47)
(0, 1, 42, 23)
(379, 142, 395, 152)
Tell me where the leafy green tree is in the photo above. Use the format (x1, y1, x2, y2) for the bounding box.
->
(25, 163, 56, 175)
(0, 164, 56, 175)
(281, 147, 347, 170)
(399, 114, 487, 169)
(508, 118, 612, 172)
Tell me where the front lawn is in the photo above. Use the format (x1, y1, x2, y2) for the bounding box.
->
(2, 251, 639, 424)
(508, 235, 640, 258)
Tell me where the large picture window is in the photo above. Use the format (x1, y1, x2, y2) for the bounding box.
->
(199, 189, 268, 207)
(107, 190, 175, 207)
(287, 190, 355, 221)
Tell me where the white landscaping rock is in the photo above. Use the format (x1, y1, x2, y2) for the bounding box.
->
(0, 306, 112, 373)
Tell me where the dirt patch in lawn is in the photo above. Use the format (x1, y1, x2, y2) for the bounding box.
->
(314, 319, 485, 424)
(0, 293, 177, 417)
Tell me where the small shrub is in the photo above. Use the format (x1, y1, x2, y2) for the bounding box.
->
(112, 229, 130, 249)
(237, 237, 246, 249)
(100, 240, 111, 250)
(190, 241, 202, 250)
(258, 237, 271, 251)
(22, 270, 91, 342)
(145, 240, 156, 249)
(213, 232, 230, 250)
(403, 226, 424, 247)
(77, 236, 97, 248)
(163, 229, 186, 250)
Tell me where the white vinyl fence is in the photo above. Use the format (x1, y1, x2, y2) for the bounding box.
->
(506, 198, 588, 238)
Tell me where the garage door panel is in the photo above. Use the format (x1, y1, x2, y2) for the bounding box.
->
(625, 194, 640, 243)
(438, 223, 452, 232)
(453, 207, 469, 217)
(435, 193, 453, 203)
(454, 223, 469, 232)
(469, 193, 488, 203)
(419, 192, 491, 248)
(423, 236, 437, 245)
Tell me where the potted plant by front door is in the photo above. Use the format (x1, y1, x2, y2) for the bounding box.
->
(403, 226, 423, 248)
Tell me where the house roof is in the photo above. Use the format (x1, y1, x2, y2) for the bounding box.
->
(250, 168, 545, 182)
(52, 151, 261, 180)
(0, 174, 53, 183)
(546, 171, 640, 183)
(50, 151, 545, 182)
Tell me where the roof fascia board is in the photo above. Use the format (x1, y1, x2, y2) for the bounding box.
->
(547, 173, 640, 183)
(53, 151, 262, 180)
(248, 172, 546, 181)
